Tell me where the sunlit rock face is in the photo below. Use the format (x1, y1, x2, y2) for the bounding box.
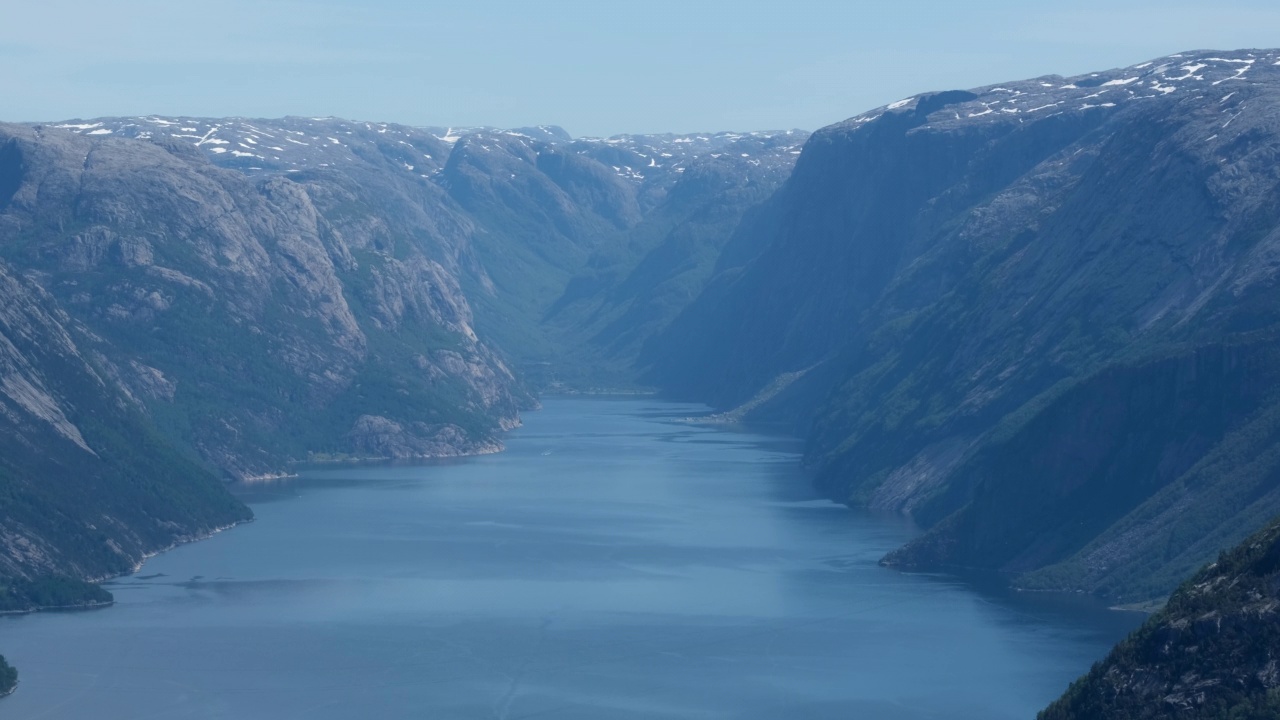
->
(0, 122, 528, 478)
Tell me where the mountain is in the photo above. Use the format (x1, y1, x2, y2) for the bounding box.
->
(644, 49, 1280, 601)
(0, 250, 249, 611)
(405, 124, 807, 384)
(0, 113, 807, 616)
(884, 336, 1280, 602)
(1, 122, 528, 478)
(1041, 512, 1280, 719)
(46, 116, 807, 386)
(0, 118, 532, 612)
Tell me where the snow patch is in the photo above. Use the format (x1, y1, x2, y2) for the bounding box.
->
(887, 98, 913, 110)
(1212, 59, 1254, 85)
(1102, 77, 1139, 86)
(1166, 63, 1207, 81)
(436, 128, 464, 144)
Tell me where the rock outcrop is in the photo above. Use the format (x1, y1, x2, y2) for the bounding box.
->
(1041, 513, 1280, 719)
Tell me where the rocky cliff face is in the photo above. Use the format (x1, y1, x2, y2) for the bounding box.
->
(1041, 513, 1280, 719)
(885, 336, 1280, 601)
(646, 49, 1280, 600)
(0, 123, 527, 480)
(0, 255, 249, 604)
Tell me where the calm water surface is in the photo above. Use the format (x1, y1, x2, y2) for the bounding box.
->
(0, 398, 1139, 719)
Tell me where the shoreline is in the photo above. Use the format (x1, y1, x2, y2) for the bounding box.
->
(292, 442, 506, 469)
(4, 417, 529, 617)
(239, 472, 300, 483)
(121, 519, 253, 577)
(0, 599, 114, 617)
(7, 422, 525, 619)
(0, 518, 254, 620)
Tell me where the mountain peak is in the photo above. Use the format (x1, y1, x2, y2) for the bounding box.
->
(849, 48, 1280, 131)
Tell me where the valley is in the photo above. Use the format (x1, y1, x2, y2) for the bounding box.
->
(2, 47, 1280, 717)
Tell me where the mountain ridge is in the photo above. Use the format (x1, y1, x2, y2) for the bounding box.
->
(644, 47, 1280, 602)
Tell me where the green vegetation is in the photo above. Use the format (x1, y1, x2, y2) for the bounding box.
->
(1041, 514, 1280, 720)
(0, 653, 15, 696)
(0, 576, 111, 613)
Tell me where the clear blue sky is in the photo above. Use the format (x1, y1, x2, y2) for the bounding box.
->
(3, 0, 1278, 136)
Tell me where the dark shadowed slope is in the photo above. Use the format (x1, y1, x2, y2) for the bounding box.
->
(646, 49, 1280, 601)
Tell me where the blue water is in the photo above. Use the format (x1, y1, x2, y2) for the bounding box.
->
(0, 398, 1139, 719)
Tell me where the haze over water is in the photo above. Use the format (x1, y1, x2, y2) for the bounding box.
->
(0, 398, 1138, 719)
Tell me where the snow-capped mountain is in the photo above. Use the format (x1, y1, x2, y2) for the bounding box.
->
(46, 115, 806, 187)
(857, 48, 1279, 128)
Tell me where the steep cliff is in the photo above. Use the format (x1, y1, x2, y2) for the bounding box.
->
(0, 257, 249, 609)
(0, 122, 527, 480)
(885, 336, 1280, 601)
(646, 49, 1280, 599)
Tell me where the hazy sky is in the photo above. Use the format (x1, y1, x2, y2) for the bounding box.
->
(3, 0, 1279, 136)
